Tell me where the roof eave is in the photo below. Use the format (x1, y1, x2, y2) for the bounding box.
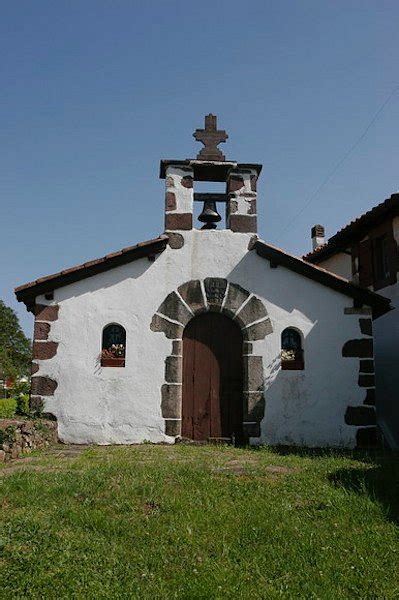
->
(254, 240, 392, 319)
(15, 235, 169, 310)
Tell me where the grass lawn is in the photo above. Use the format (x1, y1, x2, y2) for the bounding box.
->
(1, 444, 399, 599)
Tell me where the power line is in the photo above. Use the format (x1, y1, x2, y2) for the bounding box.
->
(277, 85, 399, 240)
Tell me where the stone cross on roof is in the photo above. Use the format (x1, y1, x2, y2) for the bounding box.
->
(193, 114, 228, 161)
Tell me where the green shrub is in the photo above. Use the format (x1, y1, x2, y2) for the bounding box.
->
(0, 398, 17, 419)
(16, 393, 30, 415)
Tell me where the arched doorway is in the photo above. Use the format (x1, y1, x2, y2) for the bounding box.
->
(182, 313, 243, 441)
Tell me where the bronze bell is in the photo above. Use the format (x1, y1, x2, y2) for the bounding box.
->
(198, 200, 222, 229)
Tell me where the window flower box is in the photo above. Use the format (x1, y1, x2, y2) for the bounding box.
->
(101, 357, 125, 368)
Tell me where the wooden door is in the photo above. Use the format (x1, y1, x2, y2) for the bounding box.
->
(182, 313, 243, 441)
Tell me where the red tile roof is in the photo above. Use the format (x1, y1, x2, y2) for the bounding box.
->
(304, 193, 399, 263)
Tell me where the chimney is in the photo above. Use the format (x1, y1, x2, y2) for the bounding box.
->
(311, 224, 325, 250)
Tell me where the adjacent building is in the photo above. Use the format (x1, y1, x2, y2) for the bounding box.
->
(304, 193, 399, 447)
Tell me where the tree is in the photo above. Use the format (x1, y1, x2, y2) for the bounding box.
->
(0, 300, 31, 381)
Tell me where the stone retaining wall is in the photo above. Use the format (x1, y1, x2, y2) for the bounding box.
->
(0, 419, 57, 462)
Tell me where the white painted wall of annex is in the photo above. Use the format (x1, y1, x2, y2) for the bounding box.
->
(318, 252, 353, 280)
(33, 229, 367, 448)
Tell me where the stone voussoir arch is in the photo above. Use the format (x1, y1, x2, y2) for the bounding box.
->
(150, 278, 273, 440)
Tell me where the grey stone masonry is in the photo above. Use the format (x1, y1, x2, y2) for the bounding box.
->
(161, 384, 182, 419)
(178, 280, 206, 314)
(158, 291, 192, 325)
(151, 279, 273, 440)
(150, 314, 184, 339)
(204, 278, 227, 311)
(165, 356, 182, 383)
(235, 296, 268, 328)
(223, 283, 250, 317)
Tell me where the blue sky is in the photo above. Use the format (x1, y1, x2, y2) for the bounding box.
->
(1, 1, 398, 334)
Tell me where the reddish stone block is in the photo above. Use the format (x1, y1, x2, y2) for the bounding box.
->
(33, 341, 58, 360)
(342, 339, 373, 358)
(34, 304, 59, 321)
(181, 176, 193, 189)
(31, 376, 58, 396)
(356, 427, 378, 448)
(165, 192, 177, 211)
(165, 213, 192, 231)
(228, 175, 245, 192)
(229, 215, 257, 233)
(34, 321, 50, 340)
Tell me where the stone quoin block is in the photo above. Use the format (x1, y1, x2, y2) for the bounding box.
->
(358, 374, 375, 388)
(161, 384, 182, 419)
(178, 280, 206, 314)
(34, 321, 51, 340)
(363, 389, 376, 405)
(33, 341, 58, 360)
(342, 339, 373, 358)
(228, 200, 238, 214)
(243, 341, 253, 354)
(167, 233, 184, 249)
(344, 307, 372, 316)
(359, 319, 372, 336)
(165, 356, 182, 384)
(204, 278, 227, 310)
(356, 427, 378, 448)
(165, 213, 193, 231)
(34, 304, 59, 321)
(228, 175, 245, 192)
(29, 396, 44, 414)
(244, 392, 265, 421)
(223, 283, 251, 316)
(229, 215, 257, 233)
(250, 174, 257, 191)
(158, 291, 192, 326)
(150, 314, 184, 340)
(31, 376, 58, 396)
(181, 175, 193, 189)
(165, 176, 174, 188)
(165, 419, 181, 437)
(248, 198, 257, 215)
(244, 318, 273, 341)
(243, 356, 264, 391)
(235, 296, 268, 328)
(172, 340, 182, 355)
(345, 405, 376, 426)
(359, 360, 374, 373)
(31, 362, 39, 375)
(243, 422, 261, 438)
(165, 192, 177, 211)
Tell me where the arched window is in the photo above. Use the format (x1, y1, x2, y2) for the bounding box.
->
(281, 328, 304, 370)
(101, 323, 126, 367)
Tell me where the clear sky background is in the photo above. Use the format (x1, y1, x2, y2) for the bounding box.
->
(1, 0, 398, 335)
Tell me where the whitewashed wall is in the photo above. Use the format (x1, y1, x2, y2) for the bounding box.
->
(33, 229, 367, 448)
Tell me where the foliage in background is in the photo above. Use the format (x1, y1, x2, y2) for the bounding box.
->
(0, 300, 31, 382)
(15, 394, 30, 416)
(0, 398, 17, 419)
